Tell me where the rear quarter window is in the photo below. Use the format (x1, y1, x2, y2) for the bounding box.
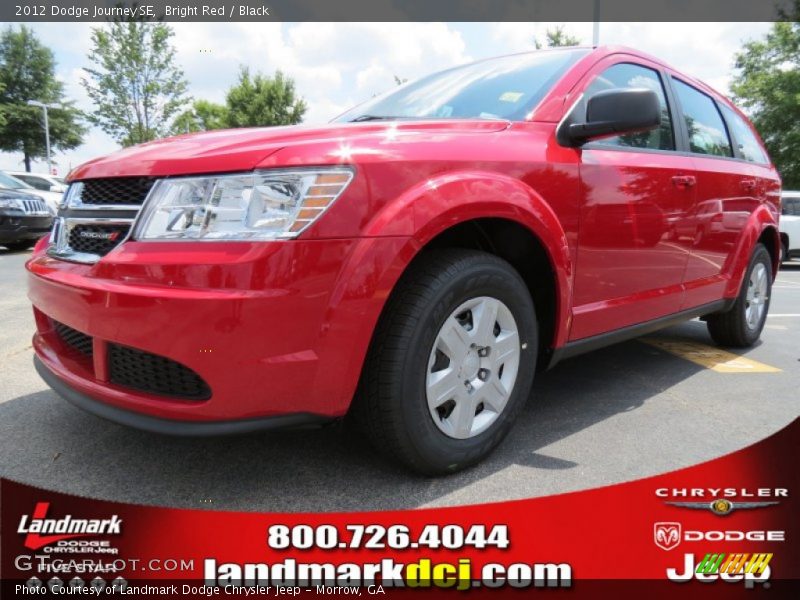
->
(720, 105, 770, 165)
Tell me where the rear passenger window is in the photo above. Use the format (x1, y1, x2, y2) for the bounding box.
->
(584, 63, 674, 151)
(673, 79, 733, 157)
(720, 105, 770, 164)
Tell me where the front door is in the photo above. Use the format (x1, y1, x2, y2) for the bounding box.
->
(569, 60, 695, 340)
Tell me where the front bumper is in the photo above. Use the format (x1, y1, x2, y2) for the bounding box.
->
(28, 237, 409, 426)
(34, 355, 330, 434)
(0, 213, 53, 243)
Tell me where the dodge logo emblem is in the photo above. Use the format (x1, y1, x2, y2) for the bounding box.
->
(654, 522, 682, 551)
(78, 230, 120, 241)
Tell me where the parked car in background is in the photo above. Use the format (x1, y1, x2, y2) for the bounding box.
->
(9, 171, 67, 194)
(0, 171, 62, 212)
(0, 187, 54, 251)
(27, 46, 781, 474)
(780, 191, 800, 263)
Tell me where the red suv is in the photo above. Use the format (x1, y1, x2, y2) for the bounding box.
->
(27, 47, 781, 474)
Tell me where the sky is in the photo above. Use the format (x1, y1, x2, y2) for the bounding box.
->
(0, 21, 773, 174)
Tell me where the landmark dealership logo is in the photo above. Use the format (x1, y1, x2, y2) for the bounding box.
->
(17, 503, 122, 550)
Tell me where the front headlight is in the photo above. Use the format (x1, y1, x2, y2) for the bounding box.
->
(134, 168, 354, 241)
(0, 198, 24, 210)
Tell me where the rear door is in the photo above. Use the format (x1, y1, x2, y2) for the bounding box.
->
(570, 59, 695, 340)
(668, 77, 762, 308)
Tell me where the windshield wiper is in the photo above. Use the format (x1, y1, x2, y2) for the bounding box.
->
(349, 115, 410, 122)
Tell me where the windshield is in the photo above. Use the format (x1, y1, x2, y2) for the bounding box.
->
(336, 49, 589, 123)
(0, 172, 32, 190)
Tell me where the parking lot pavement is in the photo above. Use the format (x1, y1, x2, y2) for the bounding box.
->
(2, 247, 799, 512)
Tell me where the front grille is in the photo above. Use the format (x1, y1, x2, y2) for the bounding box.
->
(108, 344, 211, 401)
(67, 223, 130, 256)
(53, 321, 93, 357)
(78, 177, 156, 206)
(49, 177, 152, 262)
(21, 198, 50, 214)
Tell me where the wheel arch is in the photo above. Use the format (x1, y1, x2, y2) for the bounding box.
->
(361, 169, 574, 347)
(723, 206, 781, 296)
(319, 172, 575, 413)
(405, 218, 564, 369)
(758, 225, 780, 277)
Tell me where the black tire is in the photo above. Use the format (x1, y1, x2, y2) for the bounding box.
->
(353, 249, 538, 475)
(781, 240, 789, 265)
(706, 243, 772, 347)
(3, 241, 34, 252)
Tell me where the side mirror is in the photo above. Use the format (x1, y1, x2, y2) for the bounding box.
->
(563, 88, 661, 147)
(50, 184, 65, 193)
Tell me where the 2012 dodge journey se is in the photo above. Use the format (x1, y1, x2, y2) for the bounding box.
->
(27, 47, 781, 474)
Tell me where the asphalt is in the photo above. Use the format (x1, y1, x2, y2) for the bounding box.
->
(1, 247, 799, 512)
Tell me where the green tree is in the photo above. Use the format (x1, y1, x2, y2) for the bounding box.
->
(82, 20, 189, 146)
(0, 83, 5, 128)
(534, 26, 582, 49)
(225, 68, 307, 128)
(171, 99, 228, 135)
(731, 18, 800, 188)
(0, 26, 85, 171)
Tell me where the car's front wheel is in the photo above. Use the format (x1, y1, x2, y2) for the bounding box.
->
(706, 243, 772, 347)
(354, 249, 537, 475)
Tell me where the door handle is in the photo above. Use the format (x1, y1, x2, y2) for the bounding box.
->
(672, 175, 696, 188)
(741, 179, 757, 191)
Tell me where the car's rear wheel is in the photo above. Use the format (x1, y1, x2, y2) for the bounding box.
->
(354, 249, 537, 475)
(706, 243, 772, 347)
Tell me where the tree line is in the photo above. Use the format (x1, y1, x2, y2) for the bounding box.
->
(0, 19, 798, 188)
(0, 21, 306, 171)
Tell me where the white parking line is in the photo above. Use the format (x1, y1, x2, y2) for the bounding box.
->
(767, 314, 800, 317)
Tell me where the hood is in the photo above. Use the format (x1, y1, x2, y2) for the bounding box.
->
(68, 120, 510, 180)
(0, 187, 43, 201)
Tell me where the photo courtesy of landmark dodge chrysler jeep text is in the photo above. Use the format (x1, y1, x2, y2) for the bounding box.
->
(27, 47, 781, 474)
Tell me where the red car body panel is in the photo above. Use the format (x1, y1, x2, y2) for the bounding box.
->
(27, 46, 781, 426)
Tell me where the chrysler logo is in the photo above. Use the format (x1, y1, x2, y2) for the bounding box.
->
(665, 499, 779, 516)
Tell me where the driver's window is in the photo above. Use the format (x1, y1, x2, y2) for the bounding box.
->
(584, 63, 675, 151)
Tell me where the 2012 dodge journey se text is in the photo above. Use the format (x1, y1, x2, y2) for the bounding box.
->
(27, 47, 781, 474)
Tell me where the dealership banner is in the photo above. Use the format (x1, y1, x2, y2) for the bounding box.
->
(2, 419, 798, 598)
(3, 0, 799, 22)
